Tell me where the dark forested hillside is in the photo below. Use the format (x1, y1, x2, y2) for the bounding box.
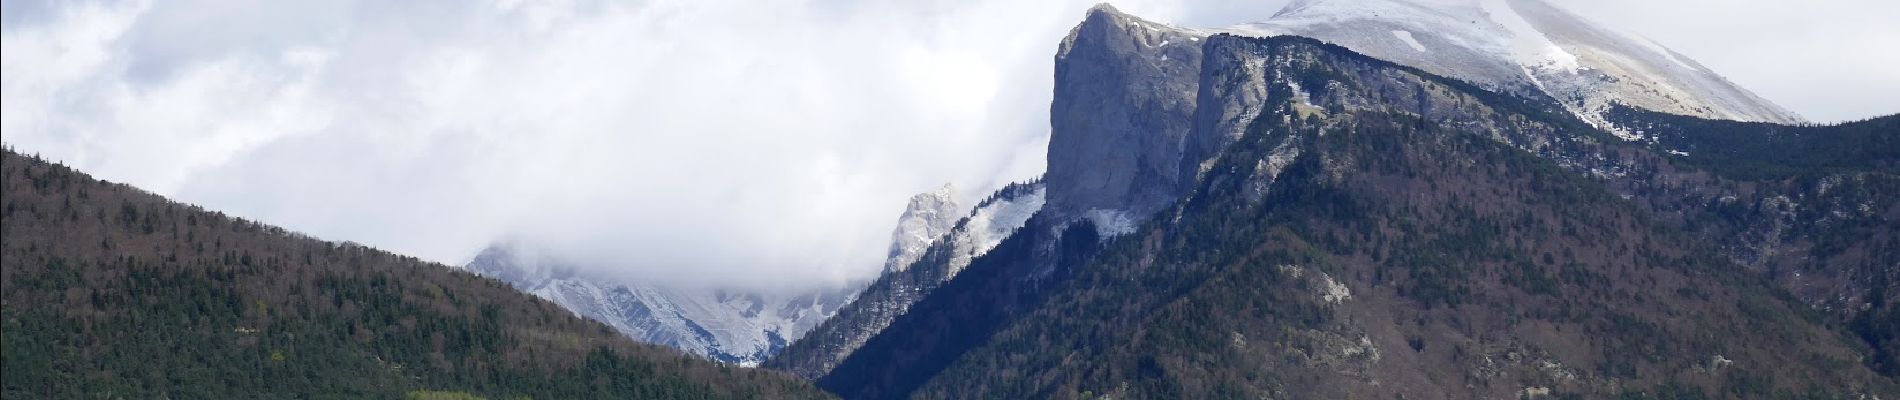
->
(1607, 108, 1900, 378)
(1610, 107, 1900, 180)
(0, 149, 830, 399)
(913, 105, 1891, 399)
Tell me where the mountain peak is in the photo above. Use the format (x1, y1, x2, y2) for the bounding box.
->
(1221, 0, 1801, 132)
(1049, 3, 1207, 228)
(929, 182, 957, 199)
(1062, 3, 1204, 58)
(883, 185, 963, 273)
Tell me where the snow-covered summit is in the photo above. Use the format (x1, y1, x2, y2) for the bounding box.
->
(1222, 0, 1801, 135)
(464, 244, 857, 366)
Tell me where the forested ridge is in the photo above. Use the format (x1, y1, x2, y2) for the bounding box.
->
(0, 148, 831, 399)
(906, 105, 1894, 399)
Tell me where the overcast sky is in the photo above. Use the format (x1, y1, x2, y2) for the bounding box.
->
(4, 0, 1895, 289)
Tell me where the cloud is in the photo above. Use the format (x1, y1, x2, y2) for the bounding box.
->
(3, 0, 1891, 289)
(0, 0, 1286, 289)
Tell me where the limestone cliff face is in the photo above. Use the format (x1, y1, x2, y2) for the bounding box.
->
(1179, 35, 1275, 186)
(1044, 5, 1206, 228)
(882, 184, 961, 274)
(773, 11, 1237, 368)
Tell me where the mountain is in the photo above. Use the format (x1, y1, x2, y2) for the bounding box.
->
(464, 243, 859, 366)
(768, 180, 1045, 378)
(0, 149, 831, 399)
(891, 31, 1895, 398)
(773, 6, 1251, 385)
(793, 5, 1898, 399)
(1224, 0, 1804, 135)
(766, 4, 1229, 379)
(458, 184, 967, 366)
(884, 184, 964, 274)
(1043, 8, 1207, 230)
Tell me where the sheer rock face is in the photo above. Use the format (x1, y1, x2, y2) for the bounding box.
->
(1044, 5, 1207, 230)
(767, 6, 1208, 378)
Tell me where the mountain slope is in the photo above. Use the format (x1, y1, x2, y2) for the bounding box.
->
(768, 180, 1045, 378)
(883, 184, 965, 274)
(897, 34, 1893, 399)
(458, 184, 977, 366)
(464, 243, 858, 366)
(457, 184, 967, 366)
(1224, 0, 1803, 134)
(1601, 107, 1900, 376)
(814, 27, 1896, 398)
(771, 7, 1203, 383)
(787, 7, 1894, 397)
(0, 149, 831, 399)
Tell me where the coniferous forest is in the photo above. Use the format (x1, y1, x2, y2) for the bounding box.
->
(0, 149, 831, 399)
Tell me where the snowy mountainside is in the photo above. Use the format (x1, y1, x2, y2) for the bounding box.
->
(766, 180, 1046, 378)
(464, 245, 858, 366)
(459, 183, 1018, 367)
(1221, 0, 1801, 136)
(943, 183, 1048, 276)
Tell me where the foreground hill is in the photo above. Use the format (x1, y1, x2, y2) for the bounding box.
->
(0, 149, 830, 399)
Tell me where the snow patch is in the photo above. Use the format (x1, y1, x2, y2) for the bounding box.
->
(1082, 208, 1139, 238)
(945, 186, 1046, 275)
(1391, 30, 1428, 52)
(1634, 36, 1695, 70)
(1481, 0, 1580, 74)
